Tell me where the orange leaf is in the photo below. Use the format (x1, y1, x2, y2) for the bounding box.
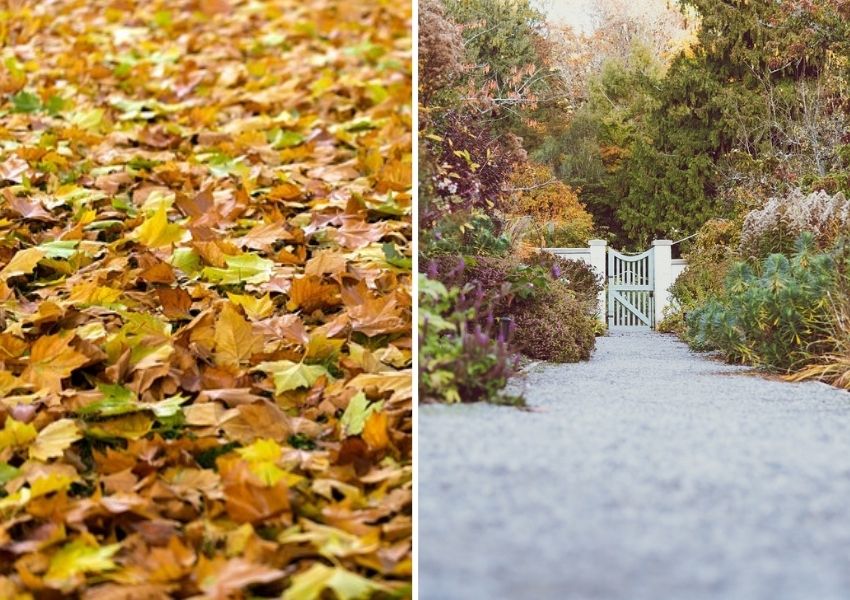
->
(217, 456, 290, 523)
(362, 411, 390, 451)
(157, 287, 193, 319)
(22, 333, 89, 393)
(286, 275, 340, 313)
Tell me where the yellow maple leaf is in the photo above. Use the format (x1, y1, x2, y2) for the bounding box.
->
(21, 332, 89, 393)
(30, 467, 80, 497)
(227, 292, 275, 320)
(237, 439, 287, 485)
(133, 204, 187, 248)
(30, 419, 82, 461)
(282, 563, 387, 600)
(0, 417, 37, 450)
(0, 247, 44, 281)
(214, 302, 263, 368)
(44, 538, 120, 592)
(69, 281, 123, 306)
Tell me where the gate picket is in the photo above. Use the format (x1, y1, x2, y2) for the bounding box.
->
(607, 247, 654, 329)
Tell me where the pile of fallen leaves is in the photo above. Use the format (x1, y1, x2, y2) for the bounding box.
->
(0, 0, 411, 597)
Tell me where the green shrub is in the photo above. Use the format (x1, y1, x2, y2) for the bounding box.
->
(425, 255, 548, 317)
(788, 241, 850, 388)
(418, 275, 520, 404)
(686, 233, 835, 370)
(421, 211, 510, 258)
(660, 219, 740, 336)
(525, 251, 602, 310)
(511, 281, 597, 363)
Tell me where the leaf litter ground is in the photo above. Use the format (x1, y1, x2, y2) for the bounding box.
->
(0, 0, 412, 597)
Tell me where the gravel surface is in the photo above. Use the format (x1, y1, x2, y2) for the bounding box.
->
(418, 331, 850, 600)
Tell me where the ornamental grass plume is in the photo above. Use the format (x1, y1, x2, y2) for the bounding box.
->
(740, 189, 850, 259)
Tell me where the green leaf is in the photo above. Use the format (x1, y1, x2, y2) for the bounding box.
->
(147, 394, 189, 418)
(270, 129, 305, 149)
(339, 392, 383, 436)
(0, 462, 21, 486)
(382, 243, 411, 269)
(79, 384, 137, 417)
(153, 9, 172, 27)
(45, 95, 66, 116)
(171, 247, 202, 276)
(80, 386, 187, 419)
(343, 118, 377, 132)
(37, 240, 80, 259)
(202, 253, 274, 286)
(11, 90, 41, 114)
(71, 108, 104, 131)
(365, 83, 389, 105)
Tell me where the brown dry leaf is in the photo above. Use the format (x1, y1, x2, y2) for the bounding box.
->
(221, 403, 294, 443)
(156, 287, 193, 319)
(347, 289, 408, 337)
(0, 154, 29, 182)
(286, 276, 341, 313)
(305, 251, 348, 278)
(195, 556, 284, 599)
(218, 456, 290, 524)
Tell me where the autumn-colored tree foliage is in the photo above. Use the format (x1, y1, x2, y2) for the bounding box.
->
(505, 162, 594, 247)
(604, 0, 850, 245)
(0, 0, 411, 597)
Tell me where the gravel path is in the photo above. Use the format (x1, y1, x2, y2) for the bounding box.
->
(418, 331, 850, 600)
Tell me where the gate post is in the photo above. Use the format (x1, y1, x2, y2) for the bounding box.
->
(588, 239, 607, 321)
(652, 239, 673, 327)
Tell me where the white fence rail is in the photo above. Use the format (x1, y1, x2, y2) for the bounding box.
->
(544, 239, 688, 329)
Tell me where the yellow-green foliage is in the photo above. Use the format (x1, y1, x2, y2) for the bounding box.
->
(659, 219, 740, 334)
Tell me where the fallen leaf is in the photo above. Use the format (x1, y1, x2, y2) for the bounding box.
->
(214, 302, 262, 368)
(0, 155, 29, 182)
(362, 411, 390, 451)
(286, 276, 340, 312)
(340, 393, 383, 436)
(133, 205, 187, 248)
(196, 556, 284, 599)
(0, 417, 37, 450)
(30, 419, 82, 461)
(44, 539, 120, 592)
(22, 333, 89, 393)
(282, 563, 387, 600)
(0, 248, 44, 281)
(255, 360, 332, 394)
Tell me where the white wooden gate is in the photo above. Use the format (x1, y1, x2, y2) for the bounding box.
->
(607, 248, 654, 329)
